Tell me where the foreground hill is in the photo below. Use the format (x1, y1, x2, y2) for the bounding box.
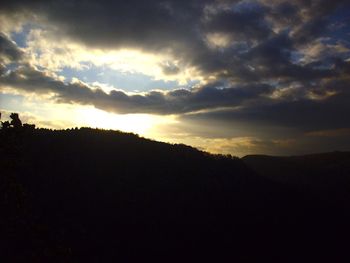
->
(1, 127, 349, 262)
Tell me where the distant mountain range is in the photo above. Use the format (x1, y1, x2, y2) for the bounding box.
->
(1, 127, 349, 262)
(243, 152, 350, 195)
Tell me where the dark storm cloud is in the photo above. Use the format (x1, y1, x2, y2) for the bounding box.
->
(0, 64, 6, 76)
(268, 2, 300, 26)
(1, 0, 347, 79)
(202, 2, 272, 41)
(292, 18, 330, 45)
(183, 82, 350, 132)
(287, 0, 349, 45)
(0, 64, 273, 114)
(1, 0, 349, 133)
(0, 33, 24, 62)
(160, 62, 180, 75)
(1, 0, 209, 51)
(241, 33, 336, 81)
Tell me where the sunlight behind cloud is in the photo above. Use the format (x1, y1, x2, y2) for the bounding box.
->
(77, 106, 177, 136)
(1, 0, 350, 157)
(205, 32, 232, 49)
(1, 89, 175, 136)
(24, 28, 200, 85)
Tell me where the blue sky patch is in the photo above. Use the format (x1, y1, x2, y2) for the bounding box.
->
(59, 65, 183, 92)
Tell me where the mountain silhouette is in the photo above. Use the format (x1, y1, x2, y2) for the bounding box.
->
(1, 124, 349, 262)
(243, 152, 350, 199)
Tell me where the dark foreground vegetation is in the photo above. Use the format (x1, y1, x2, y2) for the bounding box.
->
(1, 114, 349, 262)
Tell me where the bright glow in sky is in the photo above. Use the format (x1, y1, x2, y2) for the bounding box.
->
(77, 107, 178, 136)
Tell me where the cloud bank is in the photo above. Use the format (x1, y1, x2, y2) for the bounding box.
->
(1, 0, 350, 155)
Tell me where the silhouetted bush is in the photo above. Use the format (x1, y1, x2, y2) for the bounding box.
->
(9, 113, 22, 129)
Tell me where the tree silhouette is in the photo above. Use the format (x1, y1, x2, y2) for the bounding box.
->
(10, 113, 22, 129)
(1, 120, 11, 129)
(0, 112, 26, 130)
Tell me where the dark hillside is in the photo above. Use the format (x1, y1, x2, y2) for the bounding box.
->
(1, 127, 349, 262)
(242, 152, 350, 200)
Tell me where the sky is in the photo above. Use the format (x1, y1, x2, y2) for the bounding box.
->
(1, 0, 350, 156)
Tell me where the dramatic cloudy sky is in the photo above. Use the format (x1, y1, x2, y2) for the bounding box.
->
(1, 0, 350, 156)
